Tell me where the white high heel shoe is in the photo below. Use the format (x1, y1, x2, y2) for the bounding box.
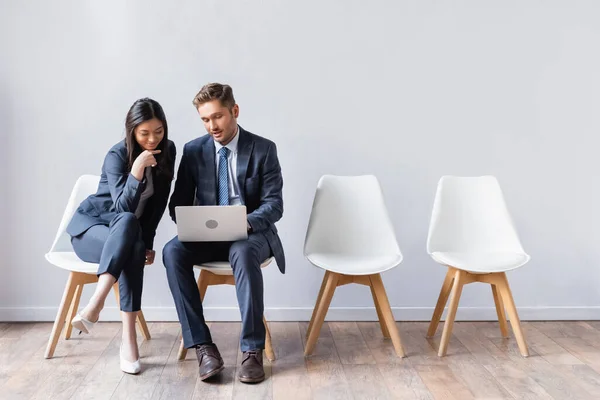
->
(71, 312, 97, 334)
(120, 343, 141, 375)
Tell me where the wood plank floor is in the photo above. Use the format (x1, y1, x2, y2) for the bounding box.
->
(2, 321, 600, 399)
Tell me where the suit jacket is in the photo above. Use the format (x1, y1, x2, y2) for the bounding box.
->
(168, 126, 286, 273)
(67, 139, 177, 250)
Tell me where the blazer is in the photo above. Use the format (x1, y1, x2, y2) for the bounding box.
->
(67, 139, 176, 250)
(168, 126, 286, 273)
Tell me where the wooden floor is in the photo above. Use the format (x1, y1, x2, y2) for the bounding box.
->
(2, 321, 600, 399)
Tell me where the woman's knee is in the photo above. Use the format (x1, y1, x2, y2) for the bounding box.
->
(111, 212, 141, 236)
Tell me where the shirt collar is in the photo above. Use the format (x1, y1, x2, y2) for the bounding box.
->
(214, 125, 240, 154)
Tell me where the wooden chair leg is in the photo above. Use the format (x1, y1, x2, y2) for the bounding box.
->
(45, 272, 79, 358)
(113, 282, 120, 304)
(136, 311, 151, 340)
(369, 274, 406, 357)
(492, 284, 509, 338)
(178, 270, 211, 361)
(263, 316, 275, 361)
(496, 273, 529, 357)
(198, 270, 210, 302)
(438, 269, 465, 357)
(370, 283, 390, 338)
(304, 272, 339, 356)
(427, 268, 455, 337)
(306, 271, 330, 339)
(177, 337, 187, 361)
(64, 283, 83, 340)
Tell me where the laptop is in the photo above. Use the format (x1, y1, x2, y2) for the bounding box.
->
(175, 206, 248, 242)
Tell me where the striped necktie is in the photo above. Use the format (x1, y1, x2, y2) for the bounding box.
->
(217, 147, 230, 206)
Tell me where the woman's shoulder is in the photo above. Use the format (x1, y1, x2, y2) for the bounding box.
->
(107, 139, 127, 156)
(102, 140, 128, 168)
(165, 139, 176, 157)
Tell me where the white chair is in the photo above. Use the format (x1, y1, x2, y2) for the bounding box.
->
(426, 176, 530, 357)
(303, 175, 405, 357)
(44, 175, 151, 359)
(176, 259, 276, 362)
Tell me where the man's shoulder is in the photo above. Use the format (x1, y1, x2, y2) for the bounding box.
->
(241, 127, 276, 150)
(183, 135, 211, 152)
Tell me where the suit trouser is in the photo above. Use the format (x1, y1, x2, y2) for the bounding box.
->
(70, 212, 146, 312)
(162, 232, 271, 352)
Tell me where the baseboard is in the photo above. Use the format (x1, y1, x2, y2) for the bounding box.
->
(1, 306, 600, 322)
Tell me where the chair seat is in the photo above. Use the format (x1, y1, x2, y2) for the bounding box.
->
(195, 257, 274, 275)
(430, 251, 530, 273)
(45, 252, 99, 274)
(305, 253, 402, 275)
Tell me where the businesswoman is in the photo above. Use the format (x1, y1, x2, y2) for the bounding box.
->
(66, 98, 175, 374)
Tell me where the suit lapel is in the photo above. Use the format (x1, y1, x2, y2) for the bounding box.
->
(202, 139, 217, 205)
(236, 127, 253, 205)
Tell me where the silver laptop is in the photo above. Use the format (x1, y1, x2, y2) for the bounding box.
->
(175, 206, 248, 242)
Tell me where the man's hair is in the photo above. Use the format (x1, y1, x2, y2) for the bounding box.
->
(192, 83, 236, 110)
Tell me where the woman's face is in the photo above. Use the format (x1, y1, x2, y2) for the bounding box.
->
(134, 118, 164, 151)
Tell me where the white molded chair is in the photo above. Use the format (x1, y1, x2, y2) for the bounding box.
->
(176, 258, 276, 362)
(44, 175, 151, 359)
(426, 176, 530, 357)
(303, 175, 405, 357)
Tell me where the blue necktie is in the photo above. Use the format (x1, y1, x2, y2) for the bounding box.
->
(217, 147, 230, 206)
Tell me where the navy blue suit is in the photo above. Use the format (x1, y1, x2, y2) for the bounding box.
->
(163, 126, 285, 351)
(67, 140, 176, 311)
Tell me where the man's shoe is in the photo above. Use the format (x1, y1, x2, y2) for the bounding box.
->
(195, 343, 224, 380)
(238, 350, 265, 383)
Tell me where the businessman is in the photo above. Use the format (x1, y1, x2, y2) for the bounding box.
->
(163, 83, 285, 383)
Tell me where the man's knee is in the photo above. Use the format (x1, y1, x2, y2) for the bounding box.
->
(162, 237, 185, 269)
(229, 242, 261, 271)
(163, 236, 181, 268)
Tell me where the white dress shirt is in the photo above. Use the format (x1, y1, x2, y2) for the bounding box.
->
(214, 126, 241, 206)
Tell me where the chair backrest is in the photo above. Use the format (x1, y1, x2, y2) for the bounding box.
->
(48, 175, 100, 253)
(427, 176, 526, 254)
(304, 175, 402, 259)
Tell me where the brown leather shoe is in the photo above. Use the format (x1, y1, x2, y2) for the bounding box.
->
(238, 350, 265, 383)
(195, 343, 224, 380)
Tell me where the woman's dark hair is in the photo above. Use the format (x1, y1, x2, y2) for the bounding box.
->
(125, 98, 173, 179)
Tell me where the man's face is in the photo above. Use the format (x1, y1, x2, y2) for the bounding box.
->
(197, 99, 239, 145)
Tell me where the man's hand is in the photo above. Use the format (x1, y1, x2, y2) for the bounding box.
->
(145, 249, 156, 265)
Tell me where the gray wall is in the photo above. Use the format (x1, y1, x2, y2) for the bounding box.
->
(1, 1, 599, 321)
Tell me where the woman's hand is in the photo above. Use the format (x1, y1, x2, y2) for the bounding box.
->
(132, 150, 161, 181)
(145, 250, 156, 265)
